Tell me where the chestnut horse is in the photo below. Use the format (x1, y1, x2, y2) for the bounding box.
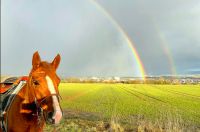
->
(0, 51, 62, 132)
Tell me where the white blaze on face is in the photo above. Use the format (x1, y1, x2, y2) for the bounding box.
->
(46, 76, 62, 124)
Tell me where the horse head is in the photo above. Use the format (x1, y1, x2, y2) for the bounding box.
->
(20, 51, 62, 125)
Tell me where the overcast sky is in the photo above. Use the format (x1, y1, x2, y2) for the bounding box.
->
(1, 0, 200, 77)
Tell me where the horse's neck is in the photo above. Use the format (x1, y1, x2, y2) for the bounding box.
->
(7, 84, 44, 131)
(7, 84, 34, 119)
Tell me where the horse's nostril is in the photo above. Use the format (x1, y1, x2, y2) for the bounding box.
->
(47, 112, 55, 124)
(48, 111, 53, 118)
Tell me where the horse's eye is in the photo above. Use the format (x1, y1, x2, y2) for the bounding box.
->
(33, 80, 40, 85)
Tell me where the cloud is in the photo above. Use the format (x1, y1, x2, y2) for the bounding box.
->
(2, 0, 200, 76)
(97, 0, 200, 75)
(1, 0, 142, 77)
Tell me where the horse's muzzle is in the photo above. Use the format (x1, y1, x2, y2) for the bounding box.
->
(42, 95, 62, 125)
(46, 110, 62, 125)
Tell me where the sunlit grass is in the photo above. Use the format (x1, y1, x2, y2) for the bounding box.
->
(47, 83, 200, 131)
(59, 83, 200, 123)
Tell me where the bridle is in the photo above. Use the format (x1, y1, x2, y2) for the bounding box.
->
(28, 75, 62, 126)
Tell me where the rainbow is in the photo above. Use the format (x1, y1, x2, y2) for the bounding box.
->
(90, 0, 146, 79)
(151, 19, 177, 75)
(139, 0, 177, 75)
(157, 31, 177, 75)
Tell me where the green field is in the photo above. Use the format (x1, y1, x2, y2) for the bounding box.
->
(45, 83, 200, 131)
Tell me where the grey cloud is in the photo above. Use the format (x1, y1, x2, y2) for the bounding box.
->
(2, 0, 141, 77)
(97, 0, 200, 75)
(2, 0, 200, 77)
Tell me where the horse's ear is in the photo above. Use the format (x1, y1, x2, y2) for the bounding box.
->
(51, 54, 61, 70)
(32, 51, 41, 69)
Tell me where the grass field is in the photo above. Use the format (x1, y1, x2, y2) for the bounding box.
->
(45, 83, 200, 131)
